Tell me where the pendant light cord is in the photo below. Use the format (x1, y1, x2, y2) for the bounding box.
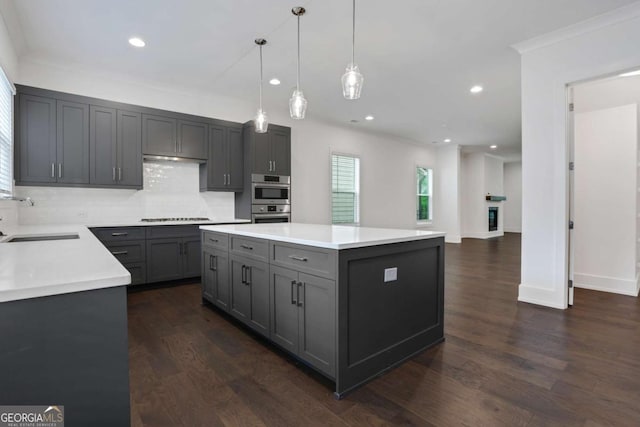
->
(352, 0, 356, 65)
(259, 45, 263, 109)
(296, 14, 301, 91)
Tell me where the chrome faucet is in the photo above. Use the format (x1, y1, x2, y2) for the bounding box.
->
(1, 196, 34, 206)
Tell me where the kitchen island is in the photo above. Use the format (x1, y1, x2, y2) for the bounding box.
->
(199, 223, 446, 398)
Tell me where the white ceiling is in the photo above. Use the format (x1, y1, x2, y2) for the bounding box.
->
(3, 0, 637, 159)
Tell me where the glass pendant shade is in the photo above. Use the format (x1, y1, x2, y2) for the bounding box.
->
(342, 63, 364, 100)
(289, 89, 307, 120)
(254, 108, 268, 133)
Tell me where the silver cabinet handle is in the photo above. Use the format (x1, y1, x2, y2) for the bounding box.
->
(273, 160, 276, 171)
(288, 255, 308, 262)
(112, 167, 116, 181)
(51, 163, 55, 178)
(210, 254, 217, 271)
(58, 163, 62, 178)
(227, 174, 230, 186)
(240, 244, 253, 250)
(111, 232, 128, 236)
(111, 250, 128, 256)
(268, 160, 272, 171)
(291, 280, 298, 305)
(297, 282, 304, 307)
(118, 167, 122, 181)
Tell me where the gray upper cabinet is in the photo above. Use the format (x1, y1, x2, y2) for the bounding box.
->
(178, 120, 207, 160)
(90, 108, 142, 188)
(17, 94, 57, 184)
(200, 124, 243, 192)
(57, 100, 89, 185)
(244, 122, 291, 176)
(142, 114, 177, 157)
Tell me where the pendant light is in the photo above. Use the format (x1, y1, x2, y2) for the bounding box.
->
(254, 38, 268, 133)
(290, 7, 307, 119)
(342, 0, 364, 100)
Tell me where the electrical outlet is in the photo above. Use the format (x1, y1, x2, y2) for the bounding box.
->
(77, 211, 88, 218)
(384, 267, 398, 283)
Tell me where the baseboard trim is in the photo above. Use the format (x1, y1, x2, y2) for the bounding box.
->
(445, 235, 461, 244)
(504, 227, 522, 233)
(462, 231, 504, 239)
(574, 272, 639, 297)
(518, 283, 567, 309)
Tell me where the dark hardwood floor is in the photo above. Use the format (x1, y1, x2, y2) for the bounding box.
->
(128, 233, 640, 426)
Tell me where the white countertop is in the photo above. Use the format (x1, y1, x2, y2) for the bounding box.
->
(86, 218, 251, 227)
(200, 223, 446, 250)
(0, 224, 130, 303)
(0, 218, 250, 303)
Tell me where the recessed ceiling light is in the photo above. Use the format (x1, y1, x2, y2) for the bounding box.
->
(365, 115, 374, 121)
(444, 138, 451, 143)
(490, 145, 497, 149)
(470, 85, 483, 94)
(269, 78, 281, 85)
(619, 70, 640, 77)
(128, 37, 146, 48)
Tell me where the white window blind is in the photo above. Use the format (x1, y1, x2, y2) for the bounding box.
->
(416, 166, 433, 221)
(0, 66, 14, 196)
(332, 154, 360, 224)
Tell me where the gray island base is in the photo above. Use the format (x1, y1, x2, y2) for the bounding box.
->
(200, 223, 445, 398)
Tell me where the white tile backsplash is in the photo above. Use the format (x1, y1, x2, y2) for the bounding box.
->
(14, 162, 235, 225)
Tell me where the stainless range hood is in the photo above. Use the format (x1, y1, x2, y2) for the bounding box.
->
(143, 155, 206, 164)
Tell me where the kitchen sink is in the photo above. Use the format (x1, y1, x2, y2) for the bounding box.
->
(5, 233, 80, 242)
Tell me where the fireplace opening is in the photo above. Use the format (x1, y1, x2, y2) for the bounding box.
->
(488, 207, 498, 232)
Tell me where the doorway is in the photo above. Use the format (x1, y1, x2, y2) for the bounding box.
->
(567, 71, 640, 304)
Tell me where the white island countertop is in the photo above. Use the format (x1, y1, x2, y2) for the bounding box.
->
(0, 224, 131, 303)
(200, 223, 446, 250)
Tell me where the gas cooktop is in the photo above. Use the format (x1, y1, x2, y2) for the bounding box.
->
(140, 217, 211, 222)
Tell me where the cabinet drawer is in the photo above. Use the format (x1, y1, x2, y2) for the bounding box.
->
(230, 236, 268, 261)
(202, 231, 228, 250)
(105, 240, 146, 263)
(92, 227, 145, 242)
(124, 262, 146, 286)
(271, 243, 337, 279)
(146, 225, 200, 239)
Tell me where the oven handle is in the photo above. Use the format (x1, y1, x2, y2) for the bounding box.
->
(252, 183, 291, 189)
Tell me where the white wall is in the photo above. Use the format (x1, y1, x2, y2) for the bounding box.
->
(515, 2, 640, 308)
(573, 104, 638, 296)
(434, 145, 461, 243)
(13, 58, 441, 231)
(503, 162, 522, 232)
(461, 152, 504, 239)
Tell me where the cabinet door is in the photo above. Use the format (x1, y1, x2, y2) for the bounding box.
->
(270, 265, 299, 354)
(146, 238, 183, 283)
(207, 125, 227, 190)
(271, 130, 291, 176)
(227, 127, 244, 190)
(178, 120, 207, 159)
(246, 259, 269, 337)
(142, 114, 177, 156)
(117, 110, 142, 188)
(56, 100, 89, 184)
(182, 237, 201, 278)
(202, 248, 216, 302)
(298, 273, 336, 377)
(203, 248, 230, 310)
(252, 132, 271, 174)
(229, 256, 251, 322)
(90, 106, 117, 185)
(17, 94, 57, 184)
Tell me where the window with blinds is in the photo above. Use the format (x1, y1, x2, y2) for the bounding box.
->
(331, 154, 360, 224)
(0, 66, 14, 196)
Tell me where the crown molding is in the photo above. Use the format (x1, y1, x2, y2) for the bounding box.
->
(512, 1, 640, 54)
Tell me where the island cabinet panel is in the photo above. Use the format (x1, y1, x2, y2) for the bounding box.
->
(271, 242, 337, 279)
(229, 254, 270, 337)
(202, 246, 230, 310)
(270, 265, 336, 377)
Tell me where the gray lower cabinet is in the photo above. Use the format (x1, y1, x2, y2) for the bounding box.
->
(270, 265, 336, 377)
(229, 254, 269, 337)
(202, 246, 230, 310)
(146, 236, 201, 283)
(90, 107, 142, 188)
(16, 94, 90, 186)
